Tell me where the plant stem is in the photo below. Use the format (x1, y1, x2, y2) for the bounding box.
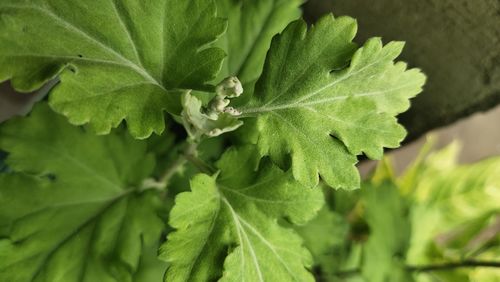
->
(333, 260, 500, 278)
(159, 142, 198, 185)
(158, 140, 217, 188)
(185, 153, 216, 175)
(408, 260, 500, 272)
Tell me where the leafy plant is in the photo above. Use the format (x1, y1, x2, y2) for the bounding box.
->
(302, 141, 500, 281)
(2, 1, 493, 282)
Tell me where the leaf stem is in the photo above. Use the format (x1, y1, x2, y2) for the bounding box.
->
(408, 260, 500, 272)
(158, 142, 198, 186)
(157, 140, 217, 188)
(185, 153, 216, 175)
(333, 260, 500, 278)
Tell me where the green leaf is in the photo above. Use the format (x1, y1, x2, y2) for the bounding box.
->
(0, 104, 165, 281)
(360, 180, 412, 282)
(133, 244, 169, 282)
(160, 146, 323, 282)
(0, 0, 227, 138)
(295, 205, 349, 264)
(216, 0, 302, 84)
(404, 143, 500, 265)
(241, 15, 426, 189)
(0, 150, 7, 172)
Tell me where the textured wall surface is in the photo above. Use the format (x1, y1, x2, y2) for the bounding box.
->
(304, 0, 500, 141)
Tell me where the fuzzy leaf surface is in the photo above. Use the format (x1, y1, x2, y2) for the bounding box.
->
(242, 15, 426, 189)
(0, 105, 166, 281)
(0, 0, 226, 138)
(160, 147, 323, 282)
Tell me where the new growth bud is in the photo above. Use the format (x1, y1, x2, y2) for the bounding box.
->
(207, 76, 244, 119)
(223, 107, 241, 116)
(216, 76, 243, 98)
(208, 96, 230, 117)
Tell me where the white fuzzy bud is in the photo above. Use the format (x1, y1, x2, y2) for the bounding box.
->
(223, 107, 242, 116)
(216, 76, 243, 98)
(211, 96, 230, 112)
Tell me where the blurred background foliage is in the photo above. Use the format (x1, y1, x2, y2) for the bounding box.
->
(300, 141, 500, 281)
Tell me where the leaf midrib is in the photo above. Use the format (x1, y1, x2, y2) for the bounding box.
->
(109, 0, 144, 69)
(17, 138, 124, 192)
(182, 197, 221, 280)
(29, 190, 133, 282)
(219, 189, 303, 282)
(2, 4, 166, 91)
(221, 196, 264, 282)
(242, 47, 402, 115)
(233, 0, 277, 78)
(242, 82, 419, 115)
(220, 184, 323, 205)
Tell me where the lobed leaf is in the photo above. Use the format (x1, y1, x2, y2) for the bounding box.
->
(0, 0, 227, 138)
(0, 104, 166, 281)
(241, 15, 426, 189)
(160, 146, 324, 282)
